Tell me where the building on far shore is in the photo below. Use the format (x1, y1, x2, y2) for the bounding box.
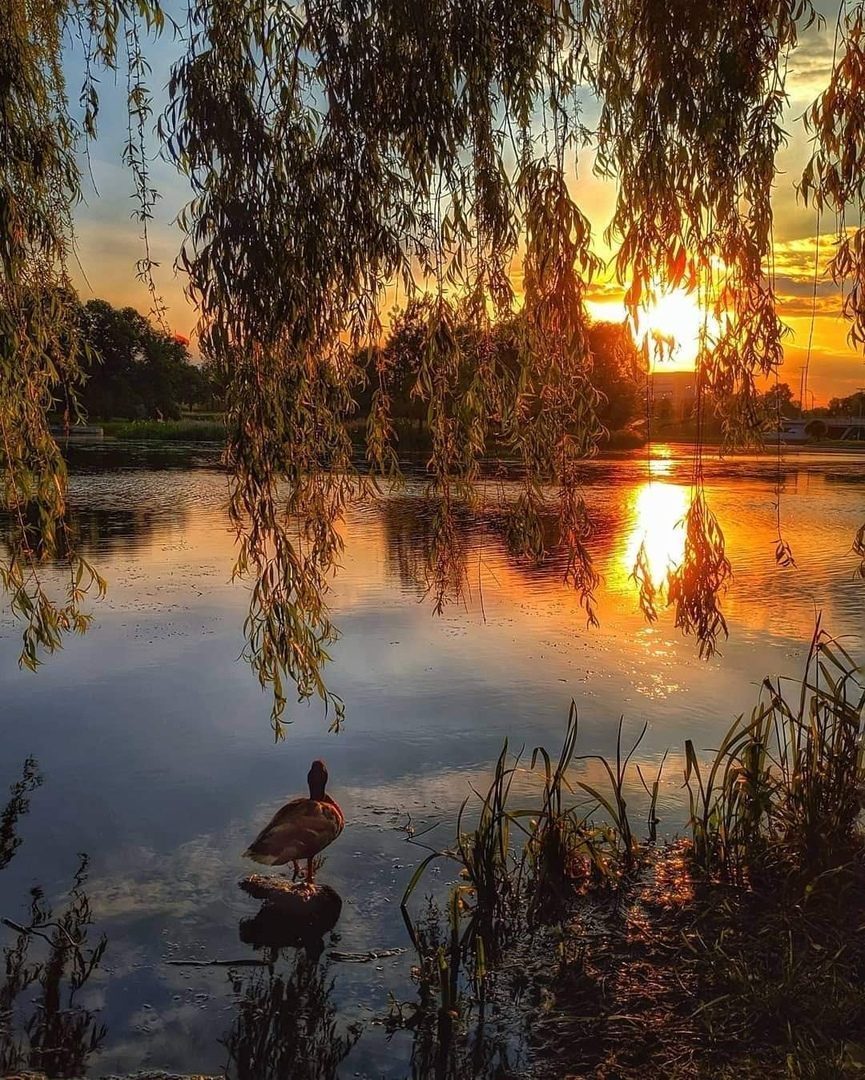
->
(651, 370, 697, 421)
(777, 415, 865, 443)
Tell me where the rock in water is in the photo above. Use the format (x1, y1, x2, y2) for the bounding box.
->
(238, 876, 343, 956)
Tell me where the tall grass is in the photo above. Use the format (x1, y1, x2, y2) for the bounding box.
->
(401, 707, 650, 1019)
(397, 622, 865, 1075)
(522, 708, 654, 914)
(684, 618, 865, 883)
(402, 617, 865, 1028)
(401, 741, 523, 994)
(103, 418, 225, 441)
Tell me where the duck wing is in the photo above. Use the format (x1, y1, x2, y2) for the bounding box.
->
(243, 797, 344, 865)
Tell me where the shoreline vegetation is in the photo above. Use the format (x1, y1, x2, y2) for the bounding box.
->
(1, 622, 862, 1077)
(63, 415, 865, 455)
(395, 620, 865, 1078)
(57, 300, 865, 455)
(99, 417, 227, 442)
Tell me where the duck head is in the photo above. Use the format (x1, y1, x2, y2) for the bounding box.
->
(307, 759, 328, 800)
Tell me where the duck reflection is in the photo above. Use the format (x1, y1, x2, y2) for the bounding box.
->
(0, 760, 108, 1078)
(230, 832, 354, 1079)
(238, 876, 343, 962)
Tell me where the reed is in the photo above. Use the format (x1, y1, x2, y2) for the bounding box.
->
(402, 741, 522, 996)
(520, 707, 650, 915)
(684, 618, 865, 884)
(103, 418, 225, 441)
(399, 624, 865, 1075)
(401, 617, 863, 1062)
(402, 709, 652, 1007)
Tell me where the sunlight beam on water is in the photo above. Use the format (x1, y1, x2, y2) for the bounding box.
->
(623, 481, 689, 591)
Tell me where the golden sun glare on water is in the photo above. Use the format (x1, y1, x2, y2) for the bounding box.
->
(623, 481, 689, 589)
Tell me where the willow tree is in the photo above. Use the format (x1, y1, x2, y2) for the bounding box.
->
(801, 0, 865, 578)
(2, 0, 862, 734)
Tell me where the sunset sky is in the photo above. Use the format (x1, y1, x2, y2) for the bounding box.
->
(70, 0, 864, 404)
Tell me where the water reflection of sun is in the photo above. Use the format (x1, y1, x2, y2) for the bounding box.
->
(624, 482, 689, 589)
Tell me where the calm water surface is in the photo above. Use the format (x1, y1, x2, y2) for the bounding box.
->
(0, 445, 863, 1076)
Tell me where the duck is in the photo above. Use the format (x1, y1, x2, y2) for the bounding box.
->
(243, 760, 344, 886)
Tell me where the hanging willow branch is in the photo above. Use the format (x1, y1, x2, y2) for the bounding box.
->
(854, 522, 865, 580)
(667, 489, 732, 658)
(802, 0, 865, 346)
(163, 0, 609, 733)
(3, 0, 860, 732)
(801, 0, 865, 571)
(591, 0, 812, 643)
(591, 0, 813, 427)
(0, 0, 163, 670)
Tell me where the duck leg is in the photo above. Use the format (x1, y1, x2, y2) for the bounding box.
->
(292, 860, 300, 881)
(306, 857, 315, 886)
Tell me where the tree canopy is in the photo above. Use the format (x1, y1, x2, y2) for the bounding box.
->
(827, 390, 865, 417)
(3, 0, 865, 732)
(77, 300, 207, 420)
(355, 304, 645, 439)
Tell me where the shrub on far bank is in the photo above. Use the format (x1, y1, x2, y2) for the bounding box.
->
(102, 418, 225, 442)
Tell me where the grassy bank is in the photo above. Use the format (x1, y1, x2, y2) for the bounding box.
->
(397, 621, 865, 1077)
(101, 418, 226, 441)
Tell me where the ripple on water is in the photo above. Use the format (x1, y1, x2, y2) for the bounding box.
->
(0, 449, 862, 1076)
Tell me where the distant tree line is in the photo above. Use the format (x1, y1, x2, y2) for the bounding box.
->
(74, 298, 647, 434)
(653, 381, 846, 436)
(354, 298, 646, 438)
(761, 384, 865, 421)
(75, 300, 216, 420)
(826, 390, 865, 417)
(75, 299, 859, 436)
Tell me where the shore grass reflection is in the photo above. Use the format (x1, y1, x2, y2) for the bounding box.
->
(0, 762, 108, 1078)
(223, 952, 360, 1080)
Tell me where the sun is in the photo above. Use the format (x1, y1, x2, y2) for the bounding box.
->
(587, 285, 716, 372)
(632, 288, 709, 371)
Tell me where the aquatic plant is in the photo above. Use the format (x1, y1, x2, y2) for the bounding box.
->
(684, 619, 865, 884)
(521, 708, 655, 922)
(222, 952, 360, 1080)
(392, 897, 466, 1067)
(401, 707, 654, 1015)
(0, 758, 42, 872)
(403, 615, 865, 1058)
(397, 625, 865, 1076)
(391, 898, 530, 1079)
(0, 856, 108, 1078)
(534, 837, 865, 1079)
(103, 418, 226, 442)
(402, 742, 523, 995)
(855, 521, 865, 580)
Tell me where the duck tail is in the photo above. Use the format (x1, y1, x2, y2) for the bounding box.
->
(243, 845, 279, 865)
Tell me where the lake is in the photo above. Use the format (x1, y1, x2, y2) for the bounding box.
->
(0, 445, 863, 1077)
